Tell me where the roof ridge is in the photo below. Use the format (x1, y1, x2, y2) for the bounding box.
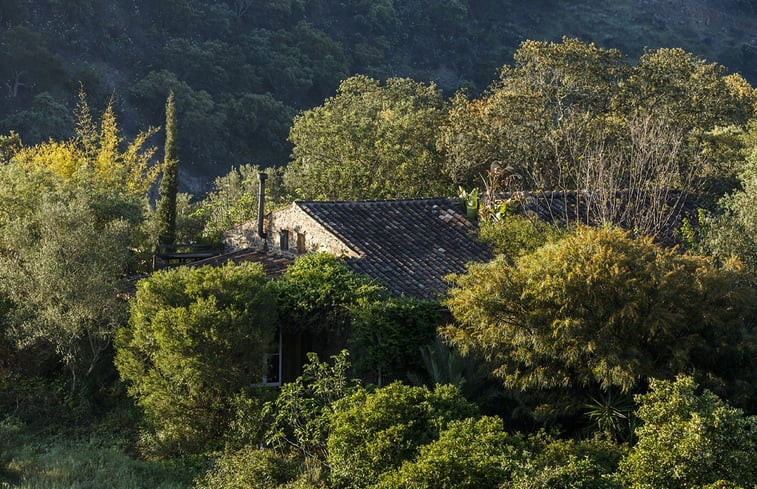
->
(295, 196, 457, 205)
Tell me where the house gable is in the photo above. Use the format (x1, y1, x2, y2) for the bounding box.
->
(224, 203, 359, 258)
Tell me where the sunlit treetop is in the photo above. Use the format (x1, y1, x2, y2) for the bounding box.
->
(10, 90, 161, 196)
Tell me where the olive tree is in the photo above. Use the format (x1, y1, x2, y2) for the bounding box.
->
(0, 187, 134, 392)
(0, 95, 157, 394)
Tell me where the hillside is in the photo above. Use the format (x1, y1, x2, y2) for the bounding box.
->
(1, 0, 755, 188)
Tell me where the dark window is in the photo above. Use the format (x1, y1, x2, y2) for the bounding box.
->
(264, 351, 280, 384)
(279, 230, 289, 251)
(257, 329, 282, 386)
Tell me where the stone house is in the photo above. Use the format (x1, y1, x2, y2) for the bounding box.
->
(223, 197, 491, 300)
(209, 190, 491, 385)
(192, 181, 695, 385)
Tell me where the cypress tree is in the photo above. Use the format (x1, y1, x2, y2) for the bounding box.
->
(157, 91, 178, 246)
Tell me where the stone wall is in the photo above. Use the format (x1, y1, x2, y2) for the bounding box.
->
(223, 220, 261, 251)
(223, 203, 359, 258)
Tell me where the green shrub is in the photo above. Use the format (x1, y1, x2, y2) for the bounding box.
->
(349, 297, 442, 384)
(478, 213, 564, 261)
(114, 262, 277, 455)
(275, 253, 383, 334)
(226, 388, 279, 451)
(706, 135, 757, 283)
(698, 482, 748, 489)
(196, 447, 303, 489)
(327, 383, 479, 489)
(513, 456, 624, 489)
(265, 351, 357, 468)
(619, 376, 757, 489)
(512, 434, 625, 489)
(373, 416, 524, 489)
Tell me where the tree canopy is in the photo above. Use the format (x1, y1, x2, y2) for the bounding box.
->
(285, 75, 451, 200)
(0, 95, 156, 393)
(114, 263, 278, 454)
(2, 1, 757, 181)
(9, 91, 160, 198)
(705, 122, 757, 282)
(439, 38, 756, 196)
(443, 226, 757, 419)
(619, 376, 757, 489)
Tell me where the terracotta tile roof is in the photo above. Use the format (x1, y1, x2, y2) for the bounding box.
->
(187, 248, 294, 278)
(294, 198, 492, 299)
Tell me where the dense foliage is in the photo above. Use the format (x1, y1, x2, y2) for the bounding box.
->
(285, 76, 450, 200)
(327, 382, 479, 488)
(2, 4, 757, 484)
(511, 434, 625, 489)
(274, 253, 384, 334)
(619, 376, 757, 488)
(2, 0, 757, 183)
(282, 38, 755, 207)
(477, 213, 565, 262)
(348, 297, 442, 385)
(444, 226, 757, 419)
(195, 355, 757, 489)
(196, 447, 305, 489)
(372, 416, 523, 489)
(0, 95, 155, 393)
(439, 39, 755, 203)
(264, 350, 356, 468)
(705, 123, 757, 281)
(114, 263, 277, 454)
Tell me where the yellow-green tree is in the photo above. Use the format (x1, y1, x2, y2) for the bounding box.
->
(0, 92, 160, 394)
(372, 417, 524, 489)
(11, 90, 160, 197)
(327, 383, 479, 488)
(443, 227, 757, 419)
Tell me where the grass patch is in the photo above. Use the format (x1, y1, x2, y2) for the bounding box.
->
(0, 376, 202, 489)
(0, 416, 197, 489)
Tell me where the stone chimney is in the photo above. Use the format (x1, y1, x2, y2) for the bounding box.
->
(257, 172, 267, 248)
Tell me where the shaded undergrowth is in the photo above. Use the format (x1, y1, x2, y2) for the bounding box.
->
(0, 378, 199, 489)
